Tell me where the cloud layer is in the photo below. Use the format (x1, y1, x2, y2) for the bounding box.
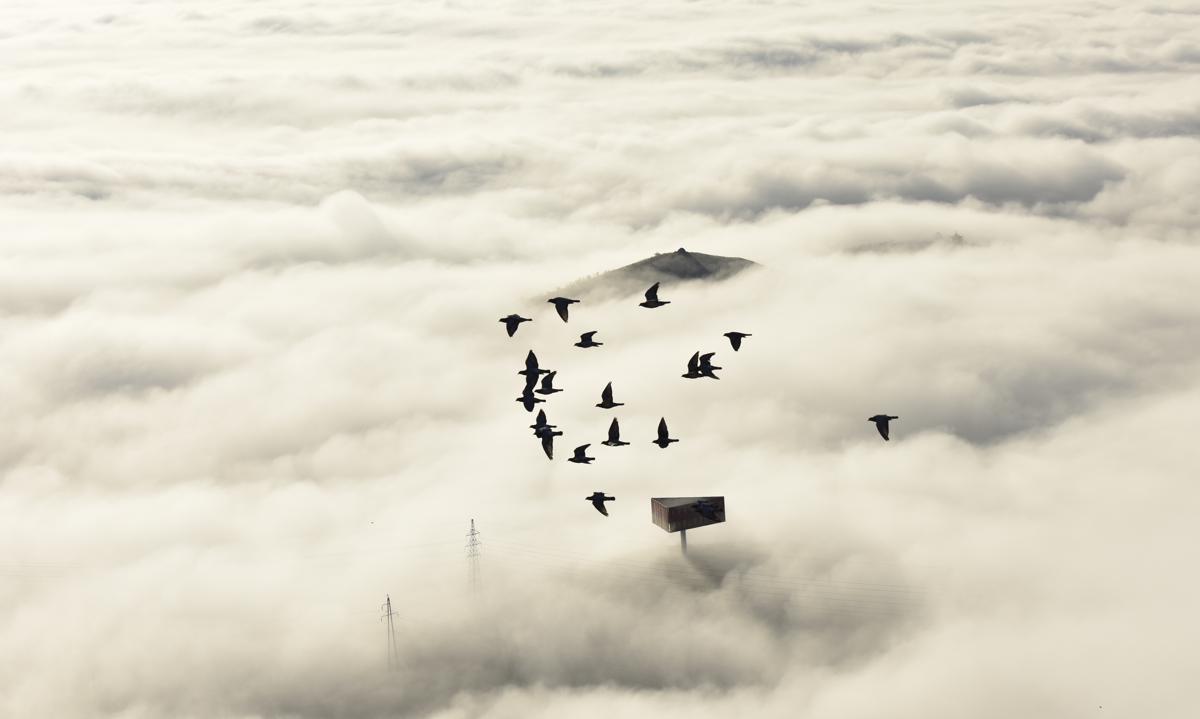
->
(3, 1, 1199, 717)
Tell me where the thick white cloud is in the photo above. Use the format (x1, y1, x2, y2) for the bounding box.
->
(2, 0, 1199, 717)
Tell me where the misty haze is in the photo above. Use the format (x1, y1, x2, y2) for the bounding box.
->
(3, 1, 1199, 718)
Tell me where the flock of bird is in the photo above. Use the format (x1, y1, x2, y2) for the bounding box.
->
(500, 281, 897, 517)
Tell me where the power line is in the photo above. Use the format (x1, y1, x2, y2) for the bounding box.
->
(0, 538, 464, 576)
(487, 540, 924, 597)
(482, 542, 924, 614)
(485, 553, 914, 621)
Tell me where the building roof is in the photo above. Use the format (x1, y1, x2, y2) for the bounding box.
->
(651, 496, 714, 508)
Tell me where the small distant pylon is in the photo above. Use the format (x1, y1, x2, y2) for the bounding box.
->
(466, 518, 481, 594)
(380, 594, 400, 671)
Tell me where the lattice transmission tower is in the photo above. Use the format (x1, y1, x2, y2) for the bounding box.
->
(380, 594, 400, 671)
(466, 518, 481, 593)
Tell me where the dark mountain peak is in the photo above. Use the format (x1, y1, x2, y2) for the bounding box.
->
(553, 247, 759, 301)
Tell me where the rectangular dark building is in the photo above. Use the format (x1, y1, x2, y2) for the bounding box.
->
(651, 496, 726, 533)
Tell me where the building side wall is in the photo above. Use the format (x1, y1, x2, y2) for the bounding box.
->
(652, 502, 671, 532)
(652, 497, 726, 533)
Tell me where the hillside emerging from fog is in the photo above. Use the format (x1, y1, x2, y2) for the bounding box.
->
(555, 248, 759, 300)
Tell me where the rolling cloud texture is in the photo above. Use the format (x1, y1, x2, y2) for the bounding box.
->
(3, 1, 1199, 717)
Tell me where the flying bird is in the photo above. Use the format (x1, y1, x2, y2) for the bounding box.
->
(653, 417, 678, 448)
(518, 350, 549, 379)
(536, 371, 563, 395)
(723, 332, 751, 351)
(699, 352, 721, 379)
(868, 414, 899, 441)
(499, 314, 531, 337)
(681, 351, 703, 379)
(516, 390, 544, 412)
(547, 297, 580, 322)
(536, 424, 562, 460)
(574, 331, 603, 348)
(568, 444, 594, 464)
(596, 382, 624, 409)
(529, 409, 556, 435)
(639, 282, 670, 308)
(692, 500, 719, 521)
(602, 417, 629, 447)
(586, 492, 615, 516)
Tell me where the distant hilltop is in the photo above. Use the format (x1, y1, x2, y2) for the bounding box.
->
(553, 248, 759, 301)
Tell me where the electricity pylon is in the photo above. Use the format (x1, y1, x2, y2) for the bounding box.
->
(466, 518, 481, 594)
(380, 594, 400, 671)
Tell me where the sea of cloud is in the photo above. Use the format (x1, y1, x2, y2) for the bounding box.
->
(2, 0, 1199, 717)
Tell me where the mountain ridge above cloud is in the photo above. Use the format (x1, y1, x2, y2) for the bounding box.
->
(551, 247, 759, 301)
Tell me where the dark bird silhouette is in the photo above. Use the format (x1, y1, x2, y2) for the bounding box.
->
(568, 444, 594, 464)
(586, 492, 615, 516)
(596, 382, 623, 409)
(530, 409, 556, 435)
(602, 418, 629, 447)
(547, 297, 580, 322)
(499, 314, 531, 337)
(638, 282, 670, 308)
(536, 371, 563, 395)
(699, 352, 721, 379)
(868, 414, 899, 441)
(681, 351, 703, 379)
(574, 331, 603, 348)
(536, 424, 562, 460)
(692, 500, 719, 521)
(518, 350, 549, 379)
(516, 390, 544, 412)
(724, 331, 751, 351)
(653, 417, 678, 448)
